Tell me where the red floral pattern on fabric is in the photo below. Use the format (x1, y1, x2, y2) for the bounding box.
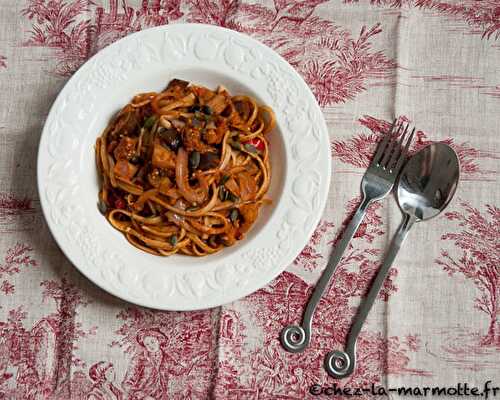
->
(331, 116, 499, 180)
(437, 201, 500, 346)
(94, 0, 184, 49)
(21, 0, 396, 106)
(186, 1, 396, 106)
(0, 277, 96, 399)
(342, 1, 500, 101)
(0, 194, 37, 235)
(0, 281, 15, 295)
(0, 192, 34, 218)
(0, 55, 6, 69)
(109, 307, 215, 399)
(21, 0, 96, 76)
(0, 243, 37, 296)
(0, 192, 37, 233)
(21, 0, 182, 75)
(345, 0, 500, 40)
(293, 220, 335, 271)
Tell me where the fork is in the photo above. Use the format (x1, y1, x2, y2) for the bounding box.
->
(280, 119, 415, 354)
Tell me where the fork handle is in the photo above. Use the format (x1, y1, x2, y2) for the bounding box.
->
(280, 197, 372, 353)
(324, 213, 415, 378)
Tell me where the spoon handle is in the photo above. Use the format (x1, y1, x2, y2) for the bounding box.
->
(324, 213, 416, 378)
(280, 197, 372, 353)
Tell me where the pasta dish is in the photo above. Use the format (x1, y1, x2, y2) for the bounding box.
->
(95, 79, 274, 256)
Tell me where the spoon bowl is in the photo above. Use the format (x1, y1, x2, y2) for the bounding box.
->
(397, 142, 460, 221)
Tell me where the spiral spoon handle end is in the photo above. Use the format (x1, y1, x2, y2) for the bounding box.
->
(324, 350, 354, 378)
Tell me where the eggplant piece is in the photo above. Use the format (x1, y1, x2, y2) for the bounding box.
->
(158, 127, 182, 152)
(166, 78, 190, 90)
(198, 152, 220, 171)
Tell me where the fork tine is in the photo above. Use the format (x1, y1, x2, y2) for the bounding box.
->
(372, 119, 397, 164)
(395, 127, 415, 172)
(372, 119, 397, 165)
(387, 123, 409, 170)
(380, 122, 404, 167)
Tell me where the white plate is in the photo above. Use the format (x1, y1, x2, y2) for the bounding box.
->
(38, 24, 330, 310)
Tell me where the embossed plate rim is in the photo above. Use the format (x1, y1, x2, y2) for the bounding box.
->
(37, 23, 331, 310)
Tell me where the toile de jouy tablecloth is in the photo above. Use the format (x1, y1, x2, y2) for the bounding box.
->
(0, 1, 499, 399)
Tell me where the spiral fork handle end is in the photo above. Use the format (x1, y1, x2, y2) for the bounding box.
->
(280, 325, 310, 353)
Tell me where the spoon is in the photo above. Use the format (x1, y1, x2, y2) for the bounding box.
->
(324, 142, 460, 378)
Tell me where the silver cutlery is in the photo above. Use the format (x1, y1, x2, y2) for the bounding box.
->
(281, 120, 415, 353)
(325, 142, 460, 378)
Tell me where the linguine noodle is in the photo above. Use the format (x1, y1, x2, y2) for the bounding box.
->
(95, 79, 275, 257)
